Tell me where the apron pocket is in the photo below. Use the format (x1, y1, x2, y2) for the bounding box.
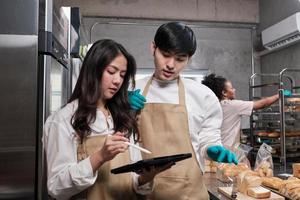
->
(153, 176, 191, 200)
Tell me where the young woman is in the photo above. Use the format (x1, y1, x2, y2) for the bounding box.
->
(202, 73, 279, 147)
(43, 39, 164, 200)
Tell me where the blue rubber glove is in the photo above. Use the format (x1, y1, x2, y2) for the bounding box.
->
(207, 145, 238, 165)
(283, 89, 292, 97)
(128, 89, 146, 111)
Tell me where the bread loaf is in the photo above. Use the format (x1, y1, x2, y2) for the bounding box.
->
(293, 163, 300, 178)
(290, 187, 300, 199)
(257, 132, 268, 137)
(247, 186, 271, 199)
(267, 132, 280, 137)
(262, 177, 283, 190)
(278, 177, 300, 199)
(237, 170, 261, 194)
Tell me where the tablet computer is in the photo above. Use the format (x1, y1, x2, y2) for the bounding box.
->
(111, 153, 192, 174)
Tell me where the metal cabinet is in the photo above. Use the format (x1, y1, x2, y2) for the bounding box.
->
(249, 68, 300, 172)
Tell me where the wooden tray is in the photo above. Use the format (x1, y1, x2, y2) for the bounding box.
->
(218, 187, 284, 200)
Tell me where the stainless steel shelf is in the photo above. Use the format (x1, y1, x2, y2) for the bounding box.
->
(250, 69, 300, 172)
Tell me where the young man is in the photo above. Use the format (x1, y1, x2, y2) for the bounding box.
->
(129, 22, 237, 200)
(202, 73, 285, 147)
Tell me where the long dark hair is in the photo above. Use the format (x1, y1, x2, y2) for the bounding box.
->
(202, 73, 227, 101)
(69, 39, 139, 142)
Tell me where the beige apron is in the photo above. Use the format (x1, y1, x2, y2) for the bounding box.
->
(139, 77, 209, 200)
(76, 135, 138, 200)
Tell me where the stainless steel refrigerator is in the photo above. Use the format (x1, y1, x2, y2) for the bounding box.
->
(38, 0, 70, 199)
(0, 0, 70, 199)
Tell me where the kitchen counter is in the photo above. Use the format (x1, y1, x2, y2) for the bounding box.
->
(203, 173, 232, 200)
(203, 171, 289, 200)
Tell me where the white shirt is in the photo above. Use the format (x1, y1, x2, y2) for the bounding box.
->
(43, 100, 152, 200)
(220, 99, 253, 147)
(135, 76, 223, 172)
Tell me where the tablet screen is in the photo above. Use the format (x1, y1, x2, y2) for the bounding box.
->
(111, 153, 192, 174)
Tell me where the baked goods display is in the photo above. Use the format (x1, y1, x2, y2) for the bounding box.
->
(236, 170, 273, 199)
(215, 162, 300, 199)
(267, 132, 280, 138)
(255, 131, 281, 138)
(256, 131, 269, 137)
(261, 174, 300, 199)
(286, 131, 300, 137)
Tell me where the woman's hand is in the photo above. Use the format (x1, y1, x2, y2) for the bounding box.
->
(90, 132, 129, 172)
(99, 132, 129, 163)
(137, 162, 175, 186)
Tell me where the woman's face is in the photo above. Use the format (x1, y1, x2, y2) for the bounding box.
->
(224, 81, 236, 100)
(100, 53, 127, 101)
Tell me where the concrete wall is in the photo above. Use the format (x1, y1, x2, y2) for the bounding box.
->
(61, 0, 259, 23)
(258, 0, 300, 33)
(82, 18, 253, 100)
(258, 0, 300, 95)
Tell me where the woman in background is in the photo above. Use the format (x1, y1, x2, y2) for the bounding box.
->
(202, 73, 280, 147)
(43, 39, 167, 200)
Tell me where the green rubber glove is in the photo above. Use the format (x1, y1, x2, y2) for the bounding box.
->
(207, 145, 238, 165)
(283, 90, 292, 97)
(128, 89, 146, 111)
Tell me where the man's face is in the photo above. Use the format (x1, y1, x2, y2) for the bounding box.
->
(152, 44, 189, 81)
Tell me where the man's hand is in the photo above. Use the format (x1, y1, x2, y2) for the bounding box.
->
(128, 89, 146, 111)
(207, 145, 238, 165)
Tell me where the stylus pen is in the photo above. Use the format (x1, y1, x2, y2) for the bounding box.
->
(124, 142, 152, 154)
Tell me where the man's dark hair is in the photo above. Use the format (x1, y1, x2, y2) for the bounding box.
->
(154, 22, 197, 56)
(202, 73, 227, 100)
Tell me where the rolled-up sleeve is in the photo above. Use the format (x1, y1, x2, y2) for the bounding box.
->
(43, 121, 97, 200)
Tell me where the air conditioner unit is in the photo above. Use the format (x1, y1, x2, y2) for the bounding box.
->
(262, 12, 300, 50)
